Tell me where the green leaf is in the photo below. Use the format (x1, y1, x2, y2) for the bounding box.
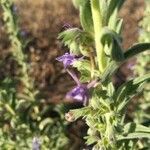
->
(73, 60, 91, 82)
(58, 28, 93, 55)
(108, 4, 123, 34)
(108, 8, 118, 32)
(100, 27, 124, 62)
(107, 82, 115, 97)
(117, 123, 150, 145)
(107, 0, 125, 23)
(124, 123, 150, 134)
(70, 107, 90, 120)
(124, 43, 150, 59)
(116, 19, 123, 34)
(99, 0, 108, 26)
(114, 73, 150, 112)
(39, 118, 54, 130)
(118, 133, 150, 140)
(85, 135, 98, 145)
(73, 60, 91, 71)
(101, 43, 150, 85)
(58, 28, 81, 54)
(72, 0, 84, 9)
(79, 0, 94, 33)
(101, 61, 119, 85)
(4, 104, 15, 116)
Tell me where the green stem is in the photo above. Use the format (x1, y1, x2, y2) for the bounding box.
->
(90, 0, 107, 73)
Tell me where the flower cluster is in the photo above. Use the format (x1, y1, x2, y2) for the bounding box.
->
(56, 52, 97, 106)
(56, 1, 150, 149)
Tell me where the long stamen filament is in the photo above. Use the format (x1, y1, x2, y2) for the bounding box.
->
(66, 69, 80, 85)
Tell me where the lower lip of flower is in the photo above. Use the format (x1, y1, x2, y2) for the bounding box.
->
(66, 85, 88, 103)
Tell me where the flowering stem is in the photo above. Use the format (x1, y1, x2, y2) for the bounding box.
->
(90, 0, 107, 73)
(87, 79, 99, 89)
(66, 69, 80, 85)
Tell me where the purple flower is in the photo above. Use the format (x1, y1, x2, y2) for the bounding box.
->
(66, 85, 89, 106)
(56, 53, 76, 68)
(65, 69, 99, 106)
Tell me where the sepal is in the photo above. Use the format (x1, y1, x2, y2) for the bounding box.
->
(58, 28, 93, 55)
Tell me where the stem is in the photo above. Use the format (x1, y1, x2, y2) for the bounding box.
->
(66, 69, 80, 85)
(90, 0, 107, 73)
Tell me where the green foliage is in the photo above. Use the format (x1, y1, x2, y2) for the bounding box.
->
(59, 0, 150, 149)
(133, 1, 150, 142)
(79, 0, 94, 33)
(101, 43, 150, 85)
(100, 27, 124, 61)
(0, 73, 68, 150)
(0, 0, 69, 149)
(58, 28, 93, 56)
(114, 73, 150, 113)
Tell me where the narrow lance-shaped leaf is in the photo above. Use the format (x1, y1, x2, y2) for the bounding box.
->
(79, 0, 94, 33)
(101, 61, 119, 85)
(114, 73, 150, 112)
(118, 132, 150, 140)
(118, 122, 150, 140)
(124, 43, 150, 59)
(123, 122, 150, 134)
(99, 0, 108, 26)
(106, 0, 125, 24)
(101, 43, 150, 84)
(70, 107, 90, 120)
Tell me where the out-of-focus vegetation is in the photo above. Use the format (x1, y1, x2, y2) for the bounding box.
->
(134, 0, 150, 131)
(0, 0, 69, 149)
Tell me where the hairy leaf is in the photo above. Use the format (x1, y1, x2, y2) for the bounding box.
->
(79, 0, 94, 33)
(58, 28, 93, 55)
(101, 43, 150, 85)
(100, 27, 124, 62)
(114, 73, 150, 112)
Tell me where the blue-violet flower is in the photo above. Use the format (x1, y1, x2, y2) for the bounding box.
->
(66, 85, 88, 106)
(66, 69, 98, 106)
(56, 53, 76, 68)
